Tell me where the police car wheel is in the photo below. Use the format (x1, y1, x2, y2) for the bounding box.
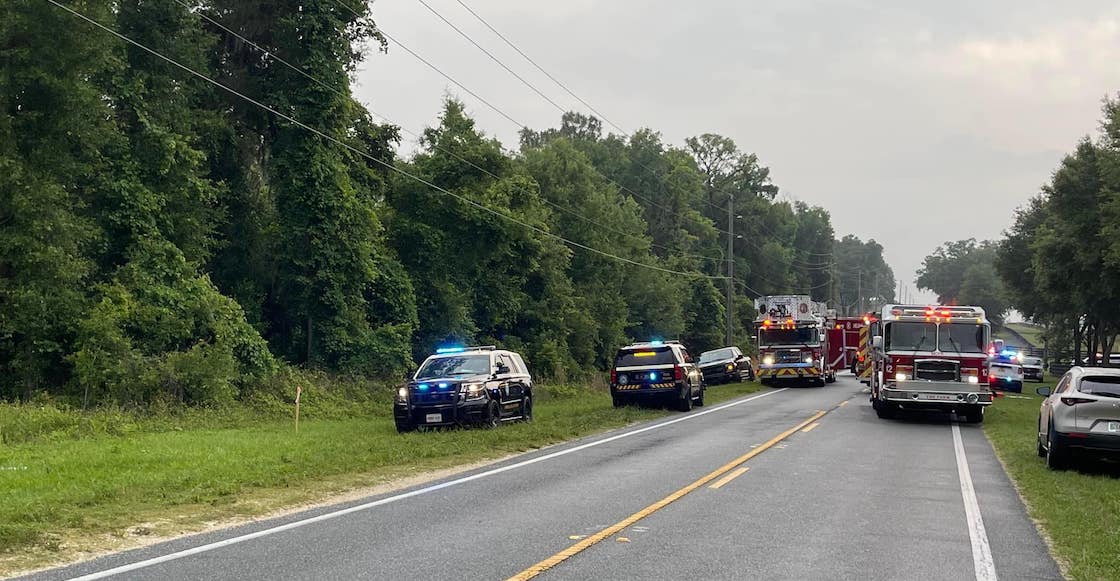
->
(483, 400, 501, 429)
(395, 420, 415, 434)
(677, 384, 693, 412)
(520, 395, 533, 422)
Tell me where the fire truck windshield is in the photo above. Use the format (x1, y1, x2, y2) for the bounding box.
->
(759, 327, 818, 346)
(938, 323, 986, 353)
(886, 322, 936, 352)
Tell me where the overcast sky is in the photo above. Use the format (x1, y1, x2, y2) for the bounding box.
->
(353, 0, 1120, 304)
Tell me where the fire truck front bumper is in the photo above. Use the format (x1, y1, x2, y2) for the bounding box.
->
(757, 364, 821, 380)
(882, 382, 993, 407)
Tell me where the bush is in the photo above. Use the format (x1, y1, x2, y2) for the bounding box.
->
(70, 239, 276, 406)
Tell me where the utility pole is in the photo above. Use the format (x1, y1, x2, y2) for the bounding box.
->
(725, 192, 734, 347)
(857, 270, 863, 315)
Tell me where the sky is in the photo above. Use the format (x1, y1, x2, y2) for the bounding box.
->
(352, 0, 1120, 305)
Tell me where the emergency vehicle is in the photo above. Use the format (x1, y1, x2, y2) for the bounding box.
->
(868, 304, 994, 423)
(754, 295, 836, 386)
(827, 316, 866, 375)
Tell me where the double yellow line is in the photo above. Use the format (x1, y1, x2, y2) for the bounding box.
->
(507, 407, 831, 580)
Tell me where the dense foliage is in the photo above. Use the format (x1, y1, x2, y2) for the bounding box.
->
(1, 1, 892, 405)
(993, 97, 1120, 363)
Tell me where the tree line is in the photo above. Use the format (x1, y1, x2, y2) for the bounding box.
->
(1, 0, 893, 405)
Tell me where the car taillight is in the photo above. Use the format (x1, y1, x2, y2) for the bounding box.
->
(673, 365, 683, 381)
(1061, 397, 1094, 406)
(610, 369, 617, 384)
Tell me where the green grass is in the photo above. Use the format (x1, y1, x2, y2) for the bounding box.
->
(1004, 322, 1045, 349)
(984, 382, 1120, 581)
(0, 381, 763, 574)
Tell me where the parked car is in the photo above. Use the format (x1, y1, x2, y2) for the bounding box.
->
(394, 345, 533, 433)
(1037, 367, 1120, 469)
(1021, 356, 1045, 382)
(610, 341, 704, 411)
(697, 346, 754, 384)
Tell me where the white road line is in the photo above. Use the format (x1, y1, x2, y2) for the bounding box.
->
(952, 423, 998, 581)
(67, 388, 790, 580)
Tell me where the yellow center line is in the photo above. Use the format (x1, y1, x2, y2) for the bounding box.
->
(708, 466, 750, 489)
(838, 400, 849, 407)
(505, 408, 830, 581)
(800, 421, 821, 433)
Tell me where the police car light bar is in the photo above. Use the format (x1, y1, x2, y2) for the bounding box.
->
(435, 345, 496, 354)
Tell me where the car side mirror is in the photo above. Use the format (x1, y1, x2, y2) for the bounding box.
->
(1036, 387, 1051, 397)
(871, 335, 883, 350)
(495, 364, 511, 376)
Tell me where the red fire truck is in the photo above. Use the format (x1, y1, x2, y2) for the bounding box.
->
(827, 316, 866, 375)
(868, 304, 994, 423)
(755, 295, 836, 386)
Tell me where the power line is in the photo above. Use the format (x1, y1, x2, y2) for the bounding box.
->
(450, 0, 627, 135)
(47, 0, 726, 282)
(415, 0, 567, 116)
(175, 0, 724, 267)
(406, 0, 836, 264)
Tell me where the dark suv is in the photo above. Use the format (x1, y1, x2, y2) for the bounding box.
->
(394, 346, 533, 433)
(610, 341, 704, 411)
(698, 346, 755, 384)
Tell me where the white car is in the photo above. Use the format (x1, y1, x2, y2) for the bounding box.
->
(988, 358, 1024, 392)
(1021, 356, 1045, 382)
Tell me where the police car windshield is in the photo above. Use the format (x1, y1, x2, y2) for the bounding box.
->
(415, 354, 490, 379)
(759, 328, 817, 346)
(616, 347, 675, 367)
(699, 348, 735, 364)
(938, 323, 986, 353)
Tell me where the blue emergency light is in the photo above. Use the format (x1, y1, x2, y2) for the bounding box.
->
(436, 346, 466, 354)
(437, 382, 449, 389)
(648, 372, 659, 381)
(418, 383, 430, 390)
(649, 340, 664, 346)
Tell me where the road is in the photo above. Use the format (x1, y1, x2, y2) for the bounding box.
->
(20, 375, 1062, 581)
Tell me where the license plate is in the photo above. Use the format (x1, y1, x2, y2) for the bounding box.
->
(425, 413, 442, 423)
(1109, 422, 1119, 433)
(919, 393, 956, 401)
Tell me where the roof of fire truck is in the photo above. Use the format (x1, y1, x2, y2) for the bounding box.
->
(878, 304, 989, 324)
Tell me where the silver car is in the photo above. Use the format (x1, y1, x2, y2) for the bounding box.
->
(1037, 367, 1120, 469)
(1021, 356, 1045, 382)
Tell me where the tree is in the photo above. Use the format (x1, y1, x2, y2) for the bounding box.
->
(917, 239, 1008, 325)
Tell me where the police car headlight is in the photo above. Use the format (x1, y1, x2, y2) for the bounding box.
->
(396, 387, 408, 403)
(461, 382, 485, 397)
(762, 356, 774, 365)
(725, 363, 735, 371)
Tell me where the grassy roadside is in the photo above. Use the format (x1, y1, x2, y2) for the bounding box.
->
(0, 381, 764, 575)
(984, 381, 1120, 581)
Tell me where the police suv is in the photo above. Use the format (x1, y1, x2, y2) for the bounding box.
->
(394, 346, 533, 433)
(610, 341, 704, 411)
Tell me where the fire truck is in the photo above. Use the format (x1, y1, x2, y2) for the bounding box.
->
(754, 295, 836, 386)
(868, 304, 994, 423)
(827, 316, 866, 375)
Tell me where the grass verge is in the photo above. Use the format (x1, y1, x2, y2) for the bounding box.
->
(0, 381, 764, 576)
(984, 382, 1120, 581)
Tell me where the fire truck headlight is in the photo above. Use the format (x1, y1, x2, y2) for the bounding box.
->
(803, 355, 813, 364)
(967, 375, 979, 384)
(762, 356, 774, 365)
(895, 372, 908, 382)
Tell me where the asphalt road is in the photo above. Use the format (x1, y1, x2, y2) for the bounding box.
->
(20, 375, 1062, 581)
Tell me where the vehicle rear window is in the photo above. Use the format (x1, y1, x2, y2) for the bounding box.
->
(1079, 376, 1120, 398)
(615, 347, 675, 367)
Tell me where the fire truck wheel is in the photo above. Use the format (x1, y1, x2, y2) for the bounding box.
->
(962, 406, 984, 424)
(825, 373, 836, 384)
(875, 401, 897, 419)
(813, 377, 826, 387)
